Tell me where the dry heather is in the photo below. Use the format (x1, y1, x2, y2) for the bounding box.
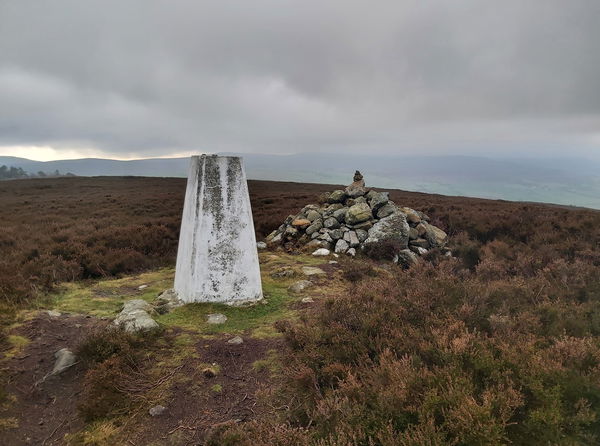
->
(1, 176, 600, 444)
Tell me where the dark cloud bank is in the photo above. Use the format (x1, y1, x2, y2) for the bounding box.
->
(1, 0, 600, 160)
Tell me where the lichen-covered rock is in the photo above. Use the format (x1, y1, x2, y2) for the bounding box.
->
(424, 223, 448, 247)
(396, 249, 419, 268)
(288, 280, 313, 293)
(324, 217, 341, 229)
(333, 207, 348, 223)
(328, 190, 347, 203)
(364, 213, 409, 248)
(401, 207, 422, 224)
(368, 192, 389, 213)
(343, 230, 360, 247)
(329, 229, 344, 240)
(305, 219, 323, 235)
(346, 202, 372, 225)
(306, 210, 321, 222)
(114, 300, 159, 332)
(376, 203, 396, 219)
(335, 239, 349, 253)
(408, 227, 419, 240)
(356, 229, 368, 242)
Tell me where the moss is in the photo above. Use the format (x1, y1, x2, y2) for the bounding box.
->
(3, 335, 30, 359)
(50, 268, 174, 317)
(211, 384, 223, 393)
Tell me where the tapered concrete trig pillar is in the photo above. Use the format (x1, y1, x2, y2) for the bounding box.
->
(174, 155, 263, 304)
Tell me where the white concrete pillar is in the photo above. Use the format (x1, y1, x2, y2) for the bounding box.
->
(174, 155, 263, 304)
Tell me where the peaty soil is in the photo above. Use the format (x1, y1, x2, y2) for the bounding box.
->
(1, 313, 281, 445)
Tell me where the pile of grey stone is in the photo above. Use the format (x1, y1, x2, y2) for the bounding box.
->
(265, 171, 449, 267)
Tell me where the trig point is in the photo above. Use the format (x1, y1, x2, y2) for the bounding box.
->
(174, 155, 263, 304)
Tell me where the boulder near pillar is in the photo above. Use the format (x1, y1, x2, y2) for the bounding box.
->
(174, 155, 263, 304)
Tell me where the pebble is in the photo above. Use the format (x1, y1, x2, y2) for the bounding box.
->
(227, 336, 244, 345)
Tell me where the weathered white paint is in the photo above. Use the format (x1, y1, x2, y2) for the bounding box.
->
(174, 155, 263, 304)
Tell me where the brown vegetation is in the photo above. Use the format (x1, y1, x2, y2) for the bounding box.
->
(1, 176, 600, 444)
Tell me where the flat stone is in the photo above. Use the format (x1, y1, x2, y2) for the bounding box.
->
(409, 238, 430, 249)
(227, 336, 244, 345)
(149, 405, 167, 417)
(207, 313, 228, 324)
(52, 348, 76, 375)
(138, 285, 148, 290)
(289, 280, 313, 293)
(301, 297, 314, 303)
(256, 241, 267, 249)
(312, 248, 331, 256)
(45, 310, 61, 317)
(292, 219, 311, 229)
(302, 266, 326, 276)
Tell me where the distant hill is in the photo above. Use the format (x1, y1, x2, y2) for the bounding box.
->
(1, 154, 599, 209)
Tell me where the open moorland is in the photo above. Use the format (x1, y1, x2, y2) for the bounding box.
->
(1, 176, 600, 445)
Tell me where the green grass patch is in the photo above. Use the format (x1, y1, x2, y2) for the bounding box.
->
(211, 384, 223, 393)
(156, 278, 295, 336)
(49, 268, 174, 317)
(252, 349, 281, 374)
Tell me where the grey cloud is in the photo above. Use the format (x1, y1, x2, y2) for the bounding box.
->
(0, 0, 599, 158)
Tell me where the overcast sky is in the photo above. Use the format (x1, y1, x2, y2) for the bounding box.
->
(1, 0, 599, 161)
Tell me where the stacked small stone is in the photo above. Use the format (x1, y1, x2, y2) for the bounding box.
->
(265, 171, 450, 266)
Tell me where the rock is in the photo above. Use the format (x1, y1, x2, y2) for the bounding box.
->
(324, 217, 341, 229)
(301, 297, 314, 303)
(368, 192, 389, 213)
(364, 213, 410, 248)
(138, 285, 148, 290)
(345, 171, 367, 198)
(333, 207, 348, 223)
(347, 248, 357, 256)
(424, 224, 448, 248)
(207, 313, 228, 324)
(256, 241, 267, 249)
(52, 348, 76, 375)
(348, 220, 373, 231)
(312, 248, 331, 256)
(408, 227, 419, 240)
(202, 367, 217, 378)
(292, 219, 311, 229)
(335, 239, 349, 253)
(114, 300, 159, 332)
(328, 190, 347, 203)
(410, 246, 429, 255)
(343, 230, 360, 247)
(306, 220, 323, 235)
(346, 202, 372, 225)
(284, 226, 299, 238)
(45, 310, 61, 317)
(355, 229, 368, 242)
(409, 238, 430, 249)
(306, 210, 321, 222)
(376, 203, 397, 219)
(289, 280, 313, 293)
(149, 405, 167, 417)
(302, 266, 326, 276)
(323, 203, 344, 217)
(401, 207, 422, 224)
(416, 223, 427, 237)
(330, 229, 344, 240)
(317, 232, 334, 242)
(328, 260, 339, 264)
(307, 240, 330, 250)
(270, 267, 296, 278)
(270, 233, 283, 244)
(227, 336, 244, 345)
(154, 289, 184, 314)
(396, 249, 419, 268)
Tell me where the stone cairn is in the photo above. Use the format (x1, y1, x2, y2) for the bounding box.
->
(265, 171, 449, 267)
